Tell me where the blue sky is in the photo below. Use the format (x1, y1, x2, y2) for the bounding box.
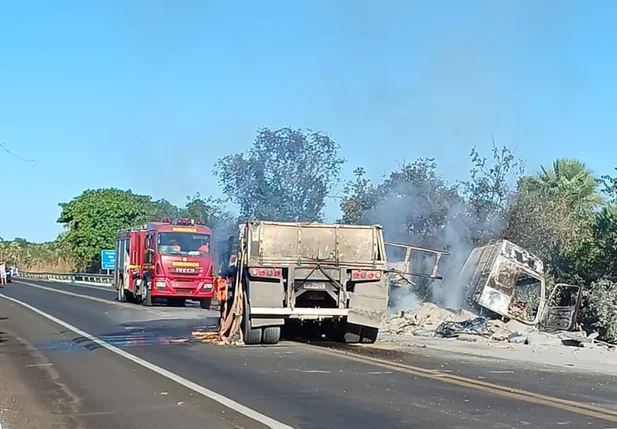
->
(1, 0, 616, 242)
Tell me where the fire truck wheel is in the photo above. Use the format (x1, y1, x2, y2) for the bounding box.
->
(143, 286, 153, 307)
(124, 290, 137, 304)
(200, 298, 212, 309)
(262, 326, 281, 345)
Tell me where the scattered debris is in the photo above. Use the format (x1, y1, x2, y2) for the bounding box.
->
(381, 302, 614, 351)
(435, 318, 491, 338)
(525, 332, 563, 347)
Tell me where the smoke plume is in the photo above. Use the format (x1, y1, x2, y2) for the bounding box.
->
(361, 171, 501, 311)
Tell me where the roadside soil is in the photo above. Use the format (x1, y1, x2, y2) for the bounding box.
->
(376, 333, 617, 375)
(0, 327, 82, 429)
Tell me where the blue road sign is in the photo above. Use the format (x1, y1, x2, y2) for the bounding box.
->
(101, 249, 116, 270)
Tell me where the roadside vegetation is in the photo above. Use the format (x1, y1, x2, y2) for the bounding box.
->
(3, 127, 617, 341)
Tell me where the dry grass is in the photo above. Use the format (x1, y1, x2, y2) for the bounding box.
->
(24, 260, 74, 273)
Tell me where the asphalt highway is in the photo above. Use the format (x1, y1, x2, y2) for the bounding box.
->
(1, 278, 617, 429)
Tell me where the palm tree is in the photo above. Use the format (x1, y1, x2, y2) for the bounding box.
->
(524, 158, 604, 216)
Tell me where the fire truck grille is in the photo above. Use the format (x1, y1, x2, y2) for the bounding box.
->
(174, 288, 195, 294)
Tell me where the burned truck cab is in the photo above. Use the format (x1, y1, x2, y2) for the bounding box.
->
(460, 239, 546, 325)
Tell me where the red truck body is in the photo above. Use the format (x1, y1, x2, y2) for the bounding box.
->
(114, 218, 215, 307)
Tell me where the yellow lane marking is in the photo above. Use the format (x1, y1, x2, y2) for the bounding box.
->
(301, 344, 617, 422)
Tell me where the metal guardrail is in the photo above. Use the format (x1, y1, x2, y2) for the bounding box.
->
(19, 271, 113, 285)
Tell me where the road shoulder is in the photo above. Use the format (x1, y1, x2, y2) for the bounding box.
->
(0, 326, 81, 429)
(374, 334, 617, 375)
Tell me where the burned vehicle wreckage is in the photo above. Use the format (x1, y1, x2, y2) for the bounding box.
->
(385, 239, 582, 332)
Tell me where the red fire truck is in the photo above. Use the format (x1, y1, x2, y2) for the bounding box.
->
(113, 218, 215, 308)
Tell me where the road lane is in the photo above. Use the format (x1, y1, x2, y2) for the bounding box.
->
(15, 278, 617, 410)
(0, 297, 273, 429)
(2, 278, 617, 429)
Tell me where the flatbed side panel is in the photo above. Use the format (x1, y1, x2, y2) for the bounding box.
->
(256, 222, 383, 266)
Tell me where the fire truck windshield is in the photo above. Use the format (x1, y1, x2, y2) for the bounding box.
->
(157, 232, 210, 256)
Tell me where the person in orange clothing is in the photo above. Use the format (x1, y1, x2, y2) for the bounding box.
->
(198, 241, 210, 254)
(214, 276, 228, 328)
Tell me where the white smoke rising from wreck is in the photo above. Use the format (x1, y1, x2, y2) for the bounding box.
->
(364, 178, 492, 311)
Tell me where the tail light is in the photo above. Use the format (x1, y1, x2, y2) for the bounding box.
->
(249, 267, 282, 278)
(351, 270, 383, 280)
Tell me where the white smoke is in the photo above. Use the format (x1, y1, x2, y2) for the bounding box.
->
(360, 167, 496, 311)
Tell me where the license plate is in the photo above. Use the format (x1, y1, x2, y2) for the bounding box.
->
(303, 282, 326, 290)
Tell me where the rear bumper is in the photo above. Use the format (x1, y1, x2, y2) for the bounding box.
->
(150, 278, 214, 298)
(250, 307, 349, 319)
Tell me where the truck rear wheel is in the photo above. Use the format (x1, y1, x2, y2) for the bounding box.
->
(200, 297, 212, 309)
(242, 293, 262, 345)
(243, 322, 262, 345)
(262, 326, 281, 345)
(338, 322, 379, 344)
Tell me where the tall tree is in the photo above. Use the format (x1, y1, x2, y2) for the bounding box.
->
(151, 198, 185, 221)
(340, 158, 462, 245)
(460, 143, 524, 242)
(215, 127, 345, 222)
(57, 188, 157, 271)
(525, 158, 603, 215)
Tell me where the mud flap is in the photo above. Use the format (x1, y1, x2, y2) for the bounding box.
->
(347, 282, 388, 329)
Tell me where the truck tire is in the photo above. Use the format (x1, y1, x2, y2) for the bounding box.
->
(242, 293, 262, 345)
(200, 297, 212, 309)
(243, 321, 262, 345)
(262, 326, 281, 345)
(124, 290, 137, 304)
(340, 323, 361, 343)
(338, 322, 378, 344)
(143, 283, 153, 307)
(359, 326, 379, 344)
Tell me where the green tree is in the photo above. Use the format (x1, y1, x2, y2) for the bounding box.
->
(184, 193, 221, 225)
(340, 167, 379, 225)
(151, 198, 185, 221)
(460, 143, 524, 242)
(57, 188, 157, 271)
(340, 158, 462, 245)
(503, 177, 596, 283)
(591, 204, 617, 281)
(525, 158, 603, 215)
(215, 127, 345, 222)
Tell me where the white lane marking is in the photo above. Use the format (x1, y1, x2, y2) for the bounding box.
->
(14, 280, 174, 317)
(25, 363, 53, 367)
(0, 293, 294, 429)
(21, 279, 114, 293)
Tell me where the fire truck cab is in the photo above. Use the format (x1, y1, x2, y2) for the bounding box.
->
(113, 218, 215, 308)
